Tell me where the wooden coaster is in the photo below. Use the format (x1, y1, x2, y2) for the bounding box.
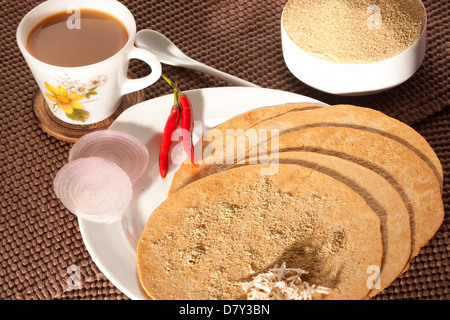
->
(33, 89, 145, 143)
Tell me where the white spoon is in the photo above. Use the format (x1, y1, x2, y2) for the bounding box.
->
(135, 30, 260, 88)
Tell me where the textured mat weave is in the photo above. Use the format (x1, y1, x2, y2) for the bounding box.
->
(0, 0, 448, 299)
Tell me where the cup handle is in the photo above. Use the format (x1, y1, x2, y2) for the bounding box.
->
(121, 47, 162, 96)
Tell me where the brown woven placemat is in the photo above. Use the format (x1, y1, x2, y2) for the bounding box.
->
(0, 0, 448, 300)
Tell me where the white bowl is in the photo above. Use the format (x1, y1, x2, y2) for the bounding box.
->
(280, 4, 427, 96)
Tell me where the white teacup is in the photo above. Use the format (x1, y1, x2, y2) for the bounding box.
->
(17, 0, 161, 125)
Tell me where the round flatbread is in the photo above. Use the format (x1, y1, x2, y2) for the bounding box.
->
(137, 164, 383, 300)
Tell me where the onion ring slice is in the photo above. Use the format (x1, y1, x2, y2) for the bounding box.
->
(54, 157, 133, 223)
(69, 130, 149, 185)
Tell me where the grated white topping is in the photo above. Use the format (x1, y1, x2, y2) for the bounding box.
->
(239, 262, 332, 300)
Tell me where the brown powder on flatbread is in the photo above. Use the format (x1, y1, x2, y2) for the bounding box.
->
(149, 178, 346, 298)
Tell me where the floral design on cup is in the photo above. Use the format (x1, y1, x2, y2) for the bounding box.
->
(44, 74, 107, 123)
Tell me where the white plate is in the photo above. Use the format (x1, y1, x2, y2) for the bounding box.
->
(78, 86, 326, 300)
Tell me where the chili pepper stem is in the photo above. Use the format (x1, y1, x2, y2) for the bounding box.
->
(162, 74, 179, 91)
(172, 87, 180, 108)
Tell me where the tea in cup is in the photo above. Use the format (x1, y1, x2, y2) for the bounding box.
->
(17, 0, 161, 125)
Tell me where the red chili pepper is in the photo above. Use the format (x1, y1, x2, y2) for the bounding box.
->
(177, 91, 199, 167)
(159, 89, 181, 179)
(161, 75, 199, 168)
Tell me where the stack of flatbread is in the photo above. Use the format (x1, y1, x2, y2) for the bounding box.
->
(136, 104, 444, 300)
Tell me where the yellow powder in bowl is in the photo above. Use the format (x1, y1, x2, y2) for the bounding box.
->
(282, 0, 426, 64)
